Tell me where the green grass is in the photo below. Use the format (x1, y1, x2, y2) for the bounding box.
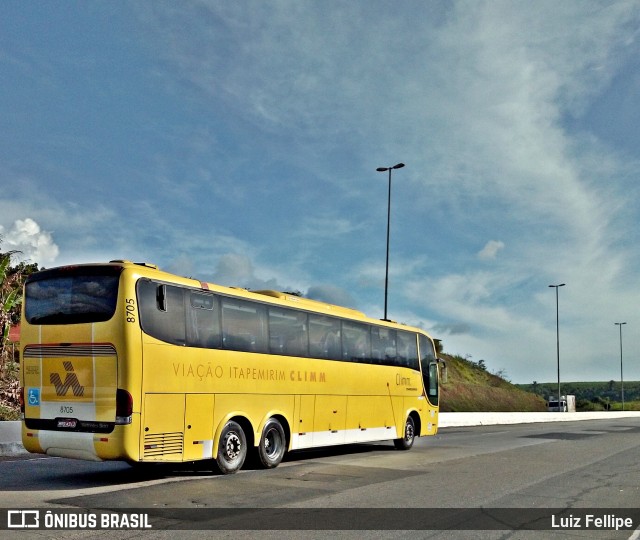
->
(574, 400, 640, 412)
(439, 353, 547, 412)
(517, 381, 640, 411)
(438, 354, 640, 412)
(0, 404, 20, 421)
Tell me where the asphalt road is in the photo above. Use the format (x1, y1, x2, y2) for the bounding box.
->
(1, 418, 639, 539)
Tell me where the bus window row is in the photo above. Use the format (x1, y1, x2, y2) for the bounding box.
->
(137, 279, 435, 371)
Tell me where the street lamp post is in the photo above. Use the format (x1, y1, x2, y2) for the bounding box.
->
(549, 283, 565, 411)
(615, 322, 627, 411)
(376, 163, 405, 321)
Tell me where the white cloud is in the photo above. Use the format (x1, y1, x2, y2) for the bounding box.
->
(478, 240, 505, 260)
(296, 217, 360, 239)
(307, 284, 356, 309)
(0, 218, 59, 266)
(211, 253, 277, 290)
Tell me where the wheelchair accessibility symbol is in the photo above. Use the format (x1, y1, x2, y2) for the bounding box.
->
(27, 388, 40, 407)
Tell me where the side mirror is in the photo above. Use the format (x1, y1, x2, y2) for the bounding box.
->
(438, 358, 448, 384)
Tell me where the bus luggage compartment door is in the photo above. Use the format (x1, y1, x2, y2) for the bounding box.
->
(183, 394, 215, 461)
(142, 393, 185, 461)
(313, 395, 347, 446)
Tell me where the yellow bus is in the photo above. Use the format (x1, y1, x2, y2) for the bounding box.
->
(19, 260, 441, 473)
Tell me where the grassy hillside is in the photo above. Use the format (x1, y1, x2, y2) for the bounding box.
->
(439, 353, 547, 412)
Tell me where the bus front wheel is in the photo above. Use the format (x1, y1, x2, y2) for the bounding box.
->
(394, 416, 416, 450)
(257, 418, 286, 468)
(216, 420, 247, 474)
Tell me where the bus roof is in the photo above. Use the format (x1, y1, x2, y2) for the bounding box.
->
(105, 260, 430, 336)
(252, 290, 366, 318)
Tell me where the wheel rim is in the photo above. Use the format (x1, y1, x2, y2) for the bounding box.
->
(264, 427, 282, 458)
(405, 420, 415, 442)
(224, 431, 242, 462)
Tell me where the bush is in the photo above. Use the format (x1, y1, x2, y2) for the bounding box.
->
(0, 358, 20, 420)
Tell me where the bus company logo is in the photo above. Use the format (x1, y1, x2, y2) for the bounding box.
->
(7, 510, 39, 528)
(50, 362, 85, 397)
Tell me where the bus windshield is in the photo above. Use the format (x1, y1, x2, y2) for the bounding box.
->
(24, 265, 121, 325)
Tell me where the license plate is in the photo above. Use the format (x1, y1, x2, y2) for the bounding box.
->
(57, 419, 77, 429)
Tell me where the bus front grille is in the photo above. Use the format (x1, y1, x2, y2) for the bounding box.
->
(143, 432, 184, 458)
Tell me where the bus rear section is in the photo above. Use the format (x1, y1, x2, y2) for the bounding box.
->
(20, 264, 134, 461)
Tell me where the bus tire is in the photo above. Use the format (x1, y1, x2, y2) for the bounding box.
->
(394, 416, 415, 450)
(216, 420, 247, 474)
(257, 418, 286, 469)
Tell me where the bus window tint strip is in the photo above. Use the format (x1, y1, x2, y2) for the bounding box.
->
(137, 279, 424, 371)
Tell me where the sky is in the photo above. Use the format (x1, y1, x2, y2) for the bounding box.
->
(1, 1, 639, 385)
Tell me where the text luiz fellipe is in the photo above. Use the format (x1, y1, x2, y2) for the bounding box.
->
(552, 513, 633, 531)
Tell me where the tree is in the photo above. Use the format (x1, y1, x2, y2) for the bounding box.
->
(0, 249, 38, 332)
(0, 245, 40, 418)
(492, 368, 510, 382)
(0, 251, 22, 365)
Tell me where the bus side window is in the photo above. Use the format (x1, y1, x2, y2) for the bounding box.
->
(342, 321, 371, 363)
(221, 298, 268, 353)
(309, 315, 341, 360)
(188, 291, 221, 349)
(372, 327, 397, 367)
(137, 280, 186, 345)
(268, 307, 309, 357)
(397, 331, 419, 371)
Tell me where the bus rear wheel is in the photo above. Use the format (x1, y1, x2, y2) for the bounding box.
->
(394, 416, 416, 450)
(257, 418, 286, 468)
(216, 420, 247, 474)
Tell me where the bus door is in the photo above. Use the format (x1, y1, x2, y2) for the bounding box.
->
(418, 335, 439, 406)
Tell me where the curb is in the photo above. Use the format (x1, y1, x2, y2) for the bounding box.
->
(0, 442, 27, 456)
(0, 421, 25, 456)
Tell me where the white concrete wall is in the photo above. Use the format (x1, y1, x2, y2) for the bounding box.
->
(439, 411, 640, 427)
(0, 421, 21, 440)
